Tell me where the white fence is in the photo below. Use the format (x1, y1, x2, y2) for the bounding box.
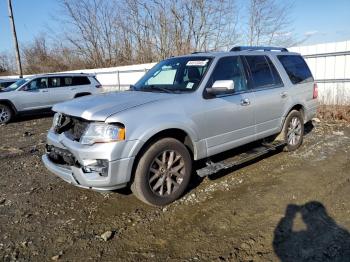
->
(64, 63, 155, 92)
(290, 40, 350, 105)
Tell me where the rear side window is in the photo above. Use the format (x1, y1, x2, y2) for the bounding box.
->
(49, 77, 61, 88)
(277, 55, 313, 84)
(245, 55, 282, 89)
(64, 77, 73, 86)
(72, 76, 90, 86)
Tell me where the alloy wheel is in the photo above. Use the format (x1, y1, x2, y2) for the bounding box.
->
(0, 105, 10, 124)
(148, 150, 185, 196)
(287, 117, 302, 146)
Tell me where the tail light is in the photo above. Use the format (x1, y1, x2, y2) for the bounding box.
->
(95, 84, 102, 88)
(313, 82, 318, 99)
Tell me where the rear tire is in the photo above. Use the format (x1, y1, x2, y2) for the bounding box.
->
(0, 104, 13, 124)
(131, 138, 192, 206)
(282, 110, 304, 151)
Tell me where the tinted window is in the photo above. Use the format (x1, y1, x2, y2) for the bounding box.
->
(245, 55, 282, 88)
(64, 77, 73, 86)
(72, 76, 90, 86)
(49, 77, 61, 88)
(278, 55, 313, 84)
(208, 56, 247, 92)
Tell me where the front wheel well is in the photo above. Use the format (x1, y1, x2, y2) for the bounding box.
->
(129, 128, 195, 185)
(0, 100, 17, 114)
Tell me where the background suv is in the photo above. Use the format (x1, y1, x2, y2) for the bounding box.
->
(0, 78, 19, 90)
(42, 46, 318, 206)
(0, 73, 101, 124)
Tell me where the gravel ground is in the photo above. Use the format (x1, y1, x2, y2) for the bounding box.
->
(0, 115, 349, 261)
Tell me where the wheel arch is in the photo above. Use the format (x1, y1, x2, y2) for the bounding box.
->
(74, 92, 91, 98)
(282, 103, 306, 128)
(0, 99, 17, 114)
(129, 128, 196, 186)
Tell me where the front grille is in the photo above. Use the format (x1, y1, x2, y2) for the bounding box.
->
(55, 114, 89, 141)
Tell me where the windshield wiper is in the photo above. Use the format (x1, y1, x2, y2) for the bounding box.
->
(140, 85, 174, 93)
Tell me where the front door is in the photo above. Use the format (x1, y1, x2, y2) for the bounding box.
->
(193, 56, 256, 157)
(17, 77, 52, 110)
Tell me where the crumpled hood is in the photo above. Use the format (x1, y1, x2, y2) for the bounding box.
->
(53, 91, 172, 121)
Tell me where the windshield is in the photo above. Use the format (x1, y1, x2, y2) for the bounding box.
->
(3, 78, 30, 92)
(133, 56, 212, 93)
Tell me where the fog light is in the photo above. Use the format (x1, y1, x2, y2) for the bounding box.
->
(83, 159, 109, 177)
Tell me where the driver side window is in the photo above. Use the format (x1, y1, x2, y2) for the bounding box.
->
(208, 56, 247, 92)
(28, 78, 48, 90)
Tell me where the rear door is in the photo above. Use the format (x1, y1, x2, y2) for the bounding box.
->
(47, 76, 75, 106)
(70, 76, 92, 95)
(243, 55, 287, 139)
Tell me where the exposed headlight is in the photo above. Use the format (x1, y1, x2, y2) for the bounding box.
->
(51, 112, 63, 131)
(80, 123, 125, 145)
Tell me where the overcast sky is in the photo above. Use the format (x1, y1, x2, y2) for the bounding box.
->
(0, 0, 349, 53)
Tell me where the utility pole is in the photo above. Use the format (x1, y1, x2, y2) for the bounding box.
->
(7, 0, 23, 78)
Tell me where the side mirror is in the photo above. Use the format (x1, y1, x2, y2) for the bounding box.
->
(206, 80, 235, 95)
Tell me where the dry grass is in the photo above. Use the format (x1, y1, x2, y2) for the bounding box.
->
(317, 105, 350, 122)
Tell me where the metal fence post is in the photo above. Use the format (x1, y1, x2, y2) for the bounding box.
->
(117, 70, 121, 91)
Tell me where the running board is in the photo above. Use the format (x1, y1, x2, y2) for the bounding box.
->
(196, 141, 286, 177)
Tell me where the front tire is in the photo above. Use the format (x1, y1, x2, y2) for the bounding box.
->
(131, 138, 192, 206)
(282, 110, 304, 151)
(0, 104, 13, 124)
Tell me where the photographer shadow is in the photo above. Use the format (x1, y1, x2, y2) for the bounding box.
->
(273, 201, 350, 262)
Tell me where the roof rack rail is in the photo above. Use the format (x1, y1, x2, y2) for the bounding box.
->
(230, 46, 288, 52)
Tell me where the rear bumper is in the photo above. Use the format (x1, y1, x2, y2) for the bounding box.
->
(305, 99, 318, 122)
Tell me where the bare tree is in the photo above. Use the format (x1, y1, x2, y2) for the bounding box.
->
(121, 0, 240, 61)
(22, 35, 87, 74)
(247, 0, 298, 47)
(59, 0, 123, 68)
(0, 52, 15, 76)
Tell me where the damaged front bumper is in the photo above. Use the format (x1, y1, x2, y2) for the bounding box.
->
(42, 130, 138, 191)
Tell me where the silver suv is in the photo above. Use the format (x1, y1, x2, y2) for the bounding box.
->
(42, 47, 318, 206)
(0, 73, 101, 124)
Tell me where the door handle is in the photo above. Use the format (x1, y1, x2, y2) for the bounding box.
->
(240, 98, 250, 106)
(280, 91, 287, 98)
(70, 88, 77, 90)
(41, 90, 48, 93)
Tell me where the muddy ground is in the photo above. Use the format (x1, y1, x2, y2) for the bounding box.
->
(0, 115, 349, 261)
